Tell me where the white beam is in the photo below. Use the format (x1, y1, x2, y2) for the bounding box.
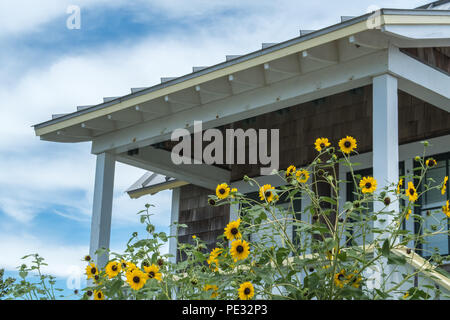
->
(169, 188, 180, 263)
(89, 152, 115, 268)
(116, 146, 230, 189)
(372, 73, 399, 239)
(91, 50, 389, 155)
(388, 47, 450, 112)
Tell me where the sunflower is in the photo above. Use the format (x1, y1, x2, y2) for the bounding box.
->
(396, 178, 403, 194)
(442, 176, 448, 195)
(231, 188, 238, 198)
(286, 165, 296, 178)
(406, 181, 418, 202)
(338, 136, 357, 154)
(105, 261, 121, 279)
(204, 284, 219, 298)
(314, 138, 331, 152)
(259, 184, 275, 203)
(224, 219, 242, 240)
(359, 176, 377, 194)
(85, 263, 98, 280)
(216, 183, 230, 199)
(207, 248, 223, 271)
(425, 158, 437, 168)
(296, 169, 309, 183)
(406, 209, 412, 220)
(126, 268, 148, 291)
(122, 261, 137, 273)
(403, 292, 410, 299)
(144, 264, 162, 282)
(443, 200, 450, 218)
(238, 282, 254, 300)
(93, 290, 104, 300)
(230, 239, 250, 261)
(334, 270, 347, 288)
(84, 255, 91, 262)
(346, 271, 362, 288)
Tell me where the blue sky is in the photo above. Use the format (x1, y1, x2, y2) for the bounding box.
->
(0, 0, 429, 298)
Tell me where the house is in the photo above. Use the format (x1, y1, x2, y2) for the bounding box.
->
(34, 1, 450, 291)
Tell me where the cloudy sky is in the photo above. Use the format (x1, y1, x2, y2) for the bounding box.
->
(0, 0, 429, 296)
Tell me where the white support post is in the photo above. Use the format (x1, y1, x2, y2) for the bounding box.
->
(169, 188, 181, 264)
(372, 73, 400, 236)
(89, 152, 115, 268)
(372, 73, 401, 294)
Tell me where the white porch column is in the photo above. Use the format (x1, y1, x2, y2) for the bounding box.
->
(89, 152, 115, 268)
(169, 188, 181, 263)
(372, 73, 400, 235)
(372, 73, 401, 296)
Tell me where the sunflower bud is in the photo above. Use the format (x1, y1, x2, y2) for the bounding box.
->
(414, 156, 421, 162)
(157, 259, 164, 267)
(406, 248, 411, 254)
(243, 175, 250, 182)
(86, 290, 93, 297)
(208, 198, 216, 206)
(383, 197, 391, 206)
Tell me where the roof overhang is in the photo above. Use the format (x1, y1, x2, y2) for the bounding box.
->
(33, 9, 450, 144)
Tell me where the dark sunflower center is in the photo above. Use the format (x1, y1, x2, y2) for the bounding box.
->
(338, 274, 345, 281)
(265, 191, 271, 198)
(149, 271, 155, 278)
(97, 292, 102, 298)
(91, 267, 97, 274)
(344, 141, 351, 148)
(320, 143, 325, 148)
(219, 188, 225, 194)
(231, 228, 238, 235)
(133, 276, 140, 283)
(236, 245, 244, 253)
(365, 182, 371, 189)
(244, 288, 250, 295)
(112, 265, 117, 271)
(409, 188, 415, 195)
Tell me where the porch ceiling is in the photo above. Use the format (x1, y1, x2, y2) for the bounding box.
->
(33, 9, 450, 148)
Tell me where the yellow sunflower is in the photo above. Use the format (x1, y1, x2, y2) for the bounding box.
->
(259, 184, 275, 203)
(406, 209, 412, 220)
(396, 178, 403, 194)
(216, 183, 230, 199)
(338, 136, 357, 154)
(204, 284, 219, 298)
(230, 188, 238, 198)
(346, 271, 362, 288)
(105, 261, 121, 279)
(334, 269, 347, 288)
(207, 248, 223, 271)
(406, 181, 418, 202)
(314, 137, 331, 152)
(442, 176, 448, 195)
(93, 290, 104, 300)
(296, 169, 309, 183)
(85, 263, 98, 280)
(403, 292, 409, 299)
(83, 255, 91, 262)
(144, 264, 162, 282)
(224, 218, 242, 240)
(126, 268, 148, 291)
(443, 200, 450, 218)
(425, 158, 437, 168)
(359, 176, 377, 194)
(238, 282, 254, 300)
(230, 239, 250, 261)
(286, 165, 296, 178)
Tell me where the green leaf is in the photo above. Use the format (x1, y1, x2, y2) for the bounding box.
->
(381, 239, 390, 257)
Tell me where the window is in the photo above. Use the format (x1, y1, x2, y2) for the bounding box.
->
(415, 152, 450, 258)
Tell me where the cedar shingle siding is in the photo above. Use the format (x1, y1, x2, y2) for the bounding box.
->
(177, 185, 229, 262)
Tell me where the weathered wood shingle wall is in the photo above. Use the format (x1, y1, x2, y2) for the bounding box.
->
(177, 185, 229, 262)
